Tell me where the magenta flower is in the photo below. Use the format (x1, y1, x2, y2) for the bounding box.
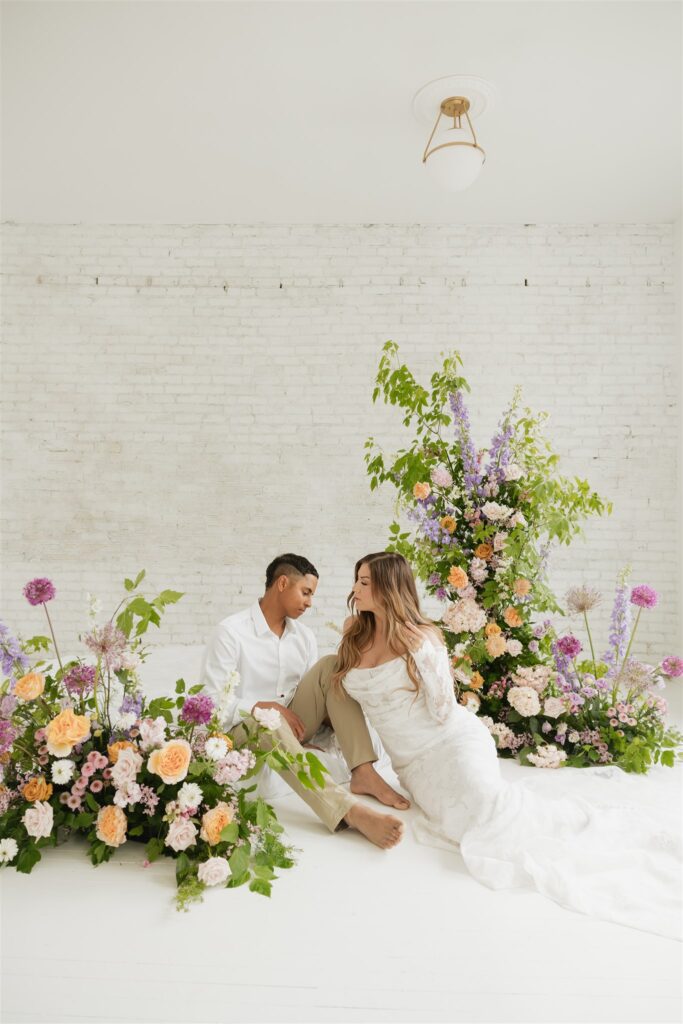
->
(63, 663, 96, 696)
(179, 694, 214, 726)
(661, 656, 683, 678)
(630, 585, 658, 609)
(556, 635, 582, 659)
(23, 577, 56, 606)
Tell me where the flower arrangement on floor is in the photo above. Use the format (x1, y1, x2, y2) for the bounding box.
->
(366, 342, 682, 772)
(0, 573, 325, 909)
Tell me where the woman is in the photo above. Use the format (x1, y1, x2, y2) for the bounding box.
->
(335, 551, 681, 939)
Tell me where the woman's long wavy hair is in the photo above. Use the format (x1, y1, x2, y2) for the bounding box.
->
(332, 551, 439, 693)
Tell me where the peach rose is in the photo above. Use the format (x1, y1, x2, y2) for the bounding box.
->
(469, 671, 485, 691)
(474, 543, 493, 561)
(439, 516, 457, 534)
(14, 672, 45, 702)
(22, 776, 53, 802)
(447, 566, 468, 589)
(107, 740, 136, 765)
(503, 606, 523, 628)
(147, 738, 192, 785)
(413, 482, 431, 500)
(486, 635, 507, 658)
(484, 622, 502, 638)
(200, 801, 234, 846)
(513, 578, 532, 598)
(96, 804, 128, 847)
(45, 708, 92, 757)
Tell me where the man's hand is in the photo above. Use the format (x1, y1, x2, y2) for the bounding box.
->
(251, 701, 306, 742)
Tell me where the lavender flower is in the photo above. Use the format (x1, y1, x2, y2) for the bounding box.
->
(23, 578, 56, 606)
(486, 415, 514, 484)
(180, 694, 214, 726)
(602, 569, 632, 669)
(120, 693, 143, 718)
(0, 622, 28, 677)
(0, 719, 18, 755)
(630, 585, 658, 609)
(448, 391, 483, 499)
(62, 663, 96, 696)
(0, 694, 17, 717)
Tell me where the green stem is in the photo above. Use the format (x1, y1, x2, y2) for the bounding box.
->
(42, 603, 63, 673)
(617, 607, 642, 680)
(583, 611, 597, 677)
(92, 656, 102, 724)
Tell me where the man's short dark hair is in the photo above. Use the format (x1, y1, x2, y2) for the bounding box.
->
(265, 553, 319, 590)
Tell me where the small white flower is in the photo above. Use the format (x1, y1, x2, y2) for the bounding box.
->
(205, 737, 228, 761)
(481, 501, 513, 522)
(508, 686, 541, 717)
(51, 759, 75, 784)
(556, 722, 567, 736)
(86, 592, 102, 620)
(113, 711, 137, 732)
(568, 730, 580, 743)
(0, 837, 19, 863)
(504, 464, 523, 481)
(506, 639, 523, 657)
(459, 692, 481, 713)
(527, 744, 567, 769)
(177, 782, 203, 812)
(253, 706, 282, 731)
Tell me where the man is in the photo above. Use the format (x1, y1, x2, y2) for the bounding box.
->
(201, 553, 408, 849)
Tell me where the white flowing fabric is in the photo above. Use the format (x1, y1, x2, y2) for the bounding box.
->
(343, 640, 682, 940)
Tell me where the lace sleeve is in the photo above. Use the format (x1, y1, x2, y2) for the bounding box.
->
(412, 638, 456, 724)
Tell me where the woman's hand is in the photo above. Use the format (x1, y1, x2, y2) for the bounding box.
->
(403, 621, 428, 653)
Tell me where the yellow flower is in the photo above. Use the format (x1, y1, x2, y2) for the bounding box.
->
(474, 543, 493, 561)
(96, 805, 128, 847)
(22, 776, 53, 802)
(413, 482, 431, 500)
(200, 802, 234, 846)
(503, 606, 523, 628)
(439, 516, 457, 534)
(484, 622, 502, 638)
(45, 708, 91, 757)
(14, 672, 45, 702)
(486, 635, 507, 658)
(469, 671, 485, 690)
(147, 738, 192, 785)
(513, 578, 532, 598)
(447, 566, 468, 589)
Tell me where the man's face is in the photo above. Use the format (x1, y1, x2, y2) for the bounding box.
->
(280, 573, 318, 618)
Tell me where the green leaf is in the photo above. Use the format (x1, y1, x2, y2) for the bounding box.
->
(16, 844, 42, 874)
(153, 590, 184, 608)
(661, 749, 675, 768)
(249, 878, 272, 897)
(229, 844, 250, 878)
(129, 825, 144, 837)
(146, 837, 165, 862)
(220, 822, 239, 844)
(74, 811, 95, 829)
(175, 852, 192, 884)
(133, 569, 147, 588)
(175, 678, 186, 694)
(85, 791, 99, 813)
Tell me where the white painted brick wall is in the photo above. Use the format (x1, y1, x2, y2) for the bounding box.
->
(1, 224, 679, 693)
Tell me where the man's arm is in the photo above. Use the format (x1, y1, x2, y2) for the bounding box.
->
(201, 626, 251, 729)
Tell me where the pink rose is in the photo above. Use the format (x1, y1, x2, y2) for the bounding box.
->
(22, 800, 54, 838)
(111, 747, 143, 789)
(165, 817, 198, 852)
(139, 716, 167, 752)
(197, 857, 230, 887)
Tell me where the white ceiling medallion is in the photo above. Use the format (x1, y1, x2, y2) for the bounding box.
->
(413, 75, 496, 192)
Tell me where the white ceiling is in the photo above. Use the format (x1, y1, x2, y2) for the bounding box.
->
(2, 0, 681, 223)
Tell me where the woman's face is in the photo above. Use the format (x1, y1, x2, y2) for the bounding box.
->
(352, 562, 380, 615)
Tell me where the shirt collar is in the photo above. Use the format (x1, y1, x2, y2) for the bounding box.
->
(251, 600, 296, 638)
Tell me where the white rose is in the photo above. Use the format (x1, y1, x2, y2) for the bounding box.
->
(22, 801, 53, 839)
(51, 759, 75, 784)
(506, 639, 523, 657)
(253, 706, 282, 730)
(205, 738, 228, 762)
(0, 837, 19, 863)
(504, 464, 523, 481)
(165, 817, 198, 852)
(111, 747, 143, 789)
(507, 686, 541, 718)
(528, 744, 567, 769)
(113, 781, 141, 808)
(198, 856, 230, 887)
(481, 502, 513, 522)
(138, 716, 167, 752)
(543, 697, 565, 719)
(177, 782, 203, 811)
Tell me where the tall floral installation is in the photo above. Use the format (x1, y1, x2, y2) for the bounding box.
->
(366, 342, 683, 774)
(0, 572, 326, 909)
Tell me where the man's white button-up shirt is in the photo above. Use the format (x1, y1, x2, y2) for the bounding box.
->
(200, 600, 319, 728)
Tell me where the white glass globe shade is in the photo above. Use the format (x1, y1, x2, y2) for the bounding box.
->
(424, 126, 485, 191)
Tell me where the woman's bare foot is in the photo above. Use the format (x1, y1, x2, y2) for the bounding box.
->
(344, 803, 404, 849)
(350, 763, 411, 810)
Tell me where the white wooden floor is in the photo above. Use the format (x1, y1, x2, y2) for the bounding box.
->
(1, 646, 681, 1024)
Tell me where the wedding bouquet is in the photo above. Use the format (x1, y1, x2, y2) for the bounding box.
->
(0, 573, 325, 909)
(366, 342, 682, 772)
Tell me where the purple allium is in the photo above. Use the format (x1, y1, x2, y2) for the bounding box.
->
(661, 656, 683, 678)
(630, 585, 659, 609)
(23, 577, 56, 606)
(448, 391, 483, 499)
(436, 587, 448, 601)
(63, 663, 96, 696)
(556, 635, 582, 659)
(180, 693, 214, 726)
(0, 622, 29, 677)
(84, 622, 127, 670)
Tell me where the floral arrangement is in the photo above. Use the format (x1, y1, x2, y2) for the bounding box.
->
(0, 573, 325, 909)
(366, 342, 682, 772)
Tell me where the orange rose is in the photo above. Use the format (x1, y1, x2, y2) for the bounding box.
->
(474, 543, 493, 561)
(469, 671, 485, 691)
(447, 566, 468, 589)
(147, 738, 192, 785)
(45, 708, 92, 757)
(439, 516, 457, 534)
(107, 740, 136, 764)
(14, 672, 45, 702)
(484, 622, 502, 638)
(486, 635, 507, 658)
(413, 482, 431, 500)
(96, 804, 128, 847)
(503, 606, 523, 628)
(209, 732, 233, 751)
(22, 776, 53, 802)
(513, 578, 532, 598)
(200, 801, 234, 846)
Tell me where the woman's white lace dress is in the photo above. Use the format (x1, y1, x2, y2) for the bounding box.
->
(343, 641, 682, 940)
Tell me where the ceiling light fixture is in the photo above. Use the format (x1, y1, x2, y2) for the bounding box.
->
(413, 75, 495, 192)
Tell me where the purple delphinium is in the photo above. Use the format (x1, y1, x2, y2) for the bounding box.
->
(407, 504, 456, 548)
(120, 693, 143, 719)
(556, 635, 582, 659)
(0, 622, 29, 677)
(448, 391, 483, 499)
(486, 416, 514, 484)
(23, 577, 56, 606)
(601, 573, 631, 670)
(62, 663, 96, 696)
(630, 585, 659, 609)
(180, 694, 214, 726)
